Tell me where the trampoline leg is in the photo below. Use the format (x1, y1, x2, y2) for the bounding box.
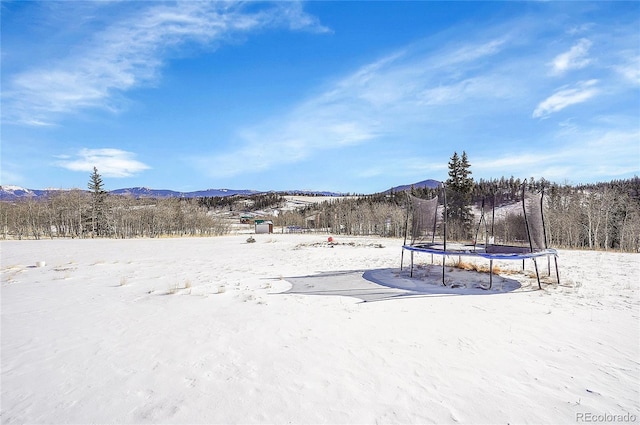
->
(442, 256, 446, 286)
(410, 251, 414, 278)
(554, 256, 560, 285)
(533, 258, 541, 289)
(489, 259, 493, 289)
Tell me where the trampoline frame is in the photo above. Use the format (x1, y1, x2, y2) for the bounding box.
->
(401, 180, 560, 289)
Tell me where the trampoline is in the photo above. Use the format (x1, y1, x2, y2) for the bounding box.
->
(401, 180, 559, 289)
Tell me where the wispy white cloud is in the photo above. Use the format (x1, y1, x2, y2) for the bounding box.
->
(56, 148, 150, 177)
(418, 77, 504, 106)
(2, 1, 329, 126)
(567, 24, 594, 36)
(191, 10, 640, 187)
(532, 79, 599, 119)
(271, 1, 331, 33)
(545, 129, 640, 180)
(443, 38, 507, 67)
(472, 128, 639, 182)
(550, 38, 592, 75)
(474, 153, 554, 172)
(614, 55, 640, 86)
(195, 104, 380, 178)
(0, 166, 25, 187)
(195, 34, 515, 179)
(353, 125, 639, 185)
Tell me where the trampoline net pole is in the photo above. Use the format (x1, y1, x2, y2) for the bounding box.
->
(489, 259, 493, 289)
(410, 251, 414, 278)
(442, 184, 447, 286)
(400, 192, 411, 271)
(533, 257, 541, 289)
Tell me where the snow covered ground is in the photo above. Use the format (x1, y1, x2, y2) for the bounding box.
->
(1, 234, 638, 424)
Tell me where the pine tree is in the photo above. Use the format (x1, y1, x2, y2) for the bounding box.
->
(87, 167, 108, 237)
(445, 151, 474, 239)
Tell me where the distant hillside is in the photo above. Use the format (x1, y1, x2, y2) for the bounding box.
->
(0, 186, 61, 201)
(0, 185, 344, 201)
(109, 187, 260, 199)
(386, 179, 441, 193)
(1, 180, 441, 201)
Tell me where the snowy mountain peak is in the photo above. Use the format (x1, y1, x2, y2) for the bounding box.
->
(1, 185, 30, 192)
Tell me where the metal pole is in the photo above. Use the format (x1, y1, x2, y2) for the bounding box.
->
(533, 257, 542, 289)
(473, 198, 485, 252)
(400, 193, 410, 271)
(490, 192, 495, 242)
(489, 259, 493, 289)
(522, 180, 535, 255)
(410, 250, 414, 278)
(442, 183, 447, 286)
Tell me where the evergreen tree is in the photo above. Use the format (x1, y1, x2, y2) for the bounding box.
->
(445, 151, 474, 239)
(87, 167, 108, 236)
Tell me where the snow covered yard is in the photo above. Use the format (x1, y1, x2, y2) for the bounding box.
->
(1, 235, 638, 424)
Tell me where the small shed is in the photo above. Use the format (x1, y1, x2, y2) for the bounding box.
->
(255, 220, 273, 234)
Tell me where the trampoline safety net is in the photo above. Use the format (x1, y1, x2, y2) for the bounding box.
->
(402, 180, 560, 290)
(408, 195, 439, 246)
(524, 191, 546, 251)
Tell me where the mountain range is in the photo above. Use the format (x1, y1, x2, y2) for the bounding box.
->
(0, 179, 441, 201)
(386, 179, 441, 192)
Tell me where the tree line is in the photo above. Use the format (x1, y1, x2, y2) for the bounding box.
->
(198, 192, 285, 211)
(1, 165, 638, 252)
(275, 176, 639, 252)
(544, 178, 640, 251)
(0, 169, 229, 239)
(0, 190, 231, 240)
(273, 195, 407, 238)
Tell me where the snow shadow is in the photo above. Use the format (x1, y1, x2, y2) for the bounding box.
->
(282, 266, 522, 303)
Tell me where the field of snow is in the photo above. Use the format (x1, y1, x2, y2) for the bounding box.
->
(1, 234, 638, 424)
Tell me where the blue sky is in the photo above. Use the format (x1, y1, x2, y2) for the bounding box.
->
(1, 1, 639, 194)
